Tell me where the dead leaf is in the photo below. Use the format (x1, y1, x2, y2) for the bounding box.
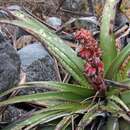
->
(15, 35, 36, 49)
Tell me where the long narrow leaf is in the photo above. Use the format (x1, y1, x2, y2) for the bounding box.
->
(77, 111, 105, 130)
(120, 90, 130, 105)
(0, 81, 94, 98)
(24, 103, 87, 130)
(100, 0, 118, 74)
(121, 79, 130, 85)
(119, 119, 130, 130)
(3, 102, 88, 130)
(3, 110, 69, 130)
(0, 92, 85, 106)
(106, 43, 130, 80)
(108, 95, 130, 112)
(106, 117, 119, 130)
(55, 116, 72, 130)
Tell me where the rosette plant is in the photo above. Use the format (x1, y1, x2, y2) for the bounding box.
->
(0, 0, 130, 130)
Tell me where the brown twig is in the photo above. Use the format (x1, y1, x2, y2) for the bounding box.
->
(53, 57, 62, 82)
(60, 8, 94, 17)
(63, 73, 71, 83)
(65, 41, 78, 48)
(115, 24, 129, 38)
(104, 79, 130, 89)
(56, 0, 65, 13)
(87, 0, 94, 15)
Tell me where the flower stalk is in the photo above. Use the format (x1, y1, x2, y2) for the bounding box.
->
(75, 29, 106, 93)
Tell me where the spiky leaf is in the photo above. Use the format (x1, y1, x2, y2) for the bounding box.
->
(0, 91, 87, 107)
(100, 0, 118, 74)
(106, 43, 130, 80)
(106, 117, 119, 130)
(0, 82, 94, 98)
(3, 103, 88, 130)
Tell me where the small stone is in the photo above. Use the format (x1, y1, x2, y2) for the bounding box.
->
(2, 106, 27, 123)
(46, 17, 62, 29)
(63, 0, 83, 11)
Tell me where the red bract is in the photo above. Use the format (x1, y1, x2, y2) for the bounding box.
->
(75, 29, 105, 92)
(97, 61, 104, 73)
(85, 63, 96, 76)
(78, 48, 92, 59)
(75, 28, 92, 41)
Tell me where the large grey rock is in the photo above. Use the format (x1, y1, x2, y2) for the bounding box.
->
(18, 42, 59, 95)
(0, 34, 20, 93)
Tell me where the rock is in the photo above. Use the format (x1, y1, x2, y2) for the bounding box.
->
(114, 12, 130, 48)
(18, 43, 49, 70)
(62, 0, 85, 12)
(18, 42, 59, 95)
(74, 17, 99, 33)
(0, 33, 20, 93)
(19, 56, 59, 95)
(0, 54, 19, 92)
(7, 5, 22, 10)
(2, 106, 27, 123)
(46, 17, 62, 29)
(62, 17, 99, 34)
(127, 34, 130, 43)
(115, 11, 129, 28)
(26, 56, 58, 82)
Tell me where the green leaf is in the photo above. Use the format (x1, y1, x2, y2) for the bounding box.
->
(77, 104, 104, 130)
(39, 124, 72, 130)
(55, 114, 78, 130)
(120, 78, 130, 85)
(3, 102, 88, 130)
(3, 110, 69, 130)
(106, 117, 119, 130)
(36, 125, 56, 130)
(119, 119, 130, 130)
(0, 81, 94, 98)
(108, 95, 130, 112)
(55, 116, 72, 130)
(0, 8, 90, 88)
(100, 0, 118, 74)
(105, 100, 122, 114)
(120, 90, 130, 105)
(0, 92, 85, 107)
(106, 43, 130, 80)
(77, 111, 105, 130)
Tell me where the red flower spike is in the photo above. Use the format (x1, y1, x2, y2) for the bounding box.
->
(75, 28, 106, 93)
